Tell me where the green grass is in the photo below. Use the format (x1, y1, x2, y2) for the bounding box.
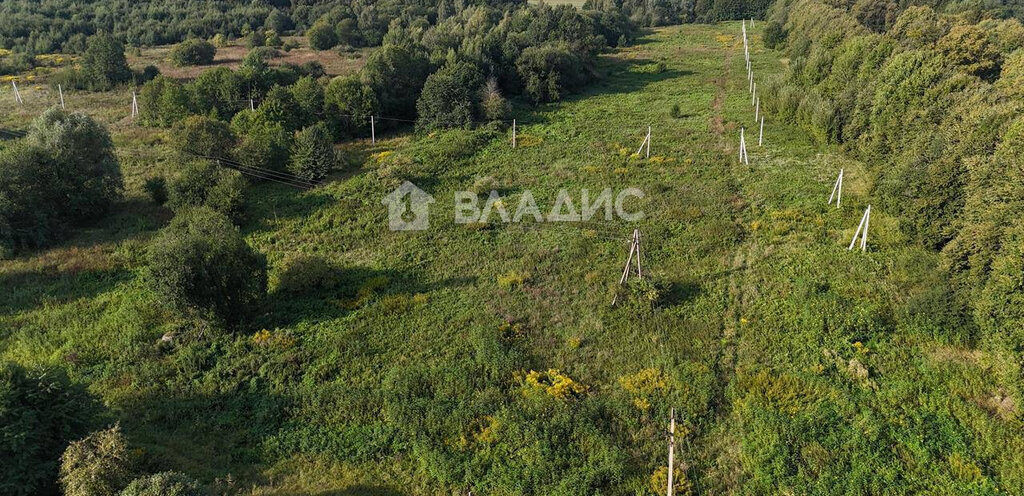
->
(2, 23, 1022, 494)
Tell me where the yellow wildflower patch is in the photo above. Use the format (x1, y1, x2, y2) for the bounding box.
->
(497, 270, 530, 288)
(250, 329, 295, 349)
(522, 369, 587, 400)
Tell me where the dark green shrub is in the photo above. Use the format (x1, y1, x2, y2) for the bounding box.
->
(0, 363, 97, 496)
(291, 76, 325, 129)
(80, 33, 131, 91)
(289, 123, 334, 182)
(147, 207, 267, 326)
(167, 161, 246, 222)
(265, 9, 293, 34)
(516, 42, 586, 103)
(230, 110, 292, 173)
(976, 221, 1024, 354)
(119, 472, 203, 496)
(171, 115, 236, 160)
(300, 61, 326, 78)
(307, 22, 337, 50)
(133, 65, 160, 85)
(138, 76, 190, 127)
(186, 67, 246, 121)
(0, 109, 122, 255)
(238, 48, 274, 94)
(362, 42, 431, 118)
(416, 61, 484, 130)
(256, 85, 301, 132)
(670, 103, 682, 118)
(169, 39, 216, 67)
(325, 75, 378, 138)
(144, 177, 168, 205)
(246, 29, 266, 49)
(60, 425, 137, 496)
(28, 108, 122, 218)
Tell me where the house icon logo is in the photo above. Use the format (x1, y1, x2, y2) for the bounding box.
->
(382, 181, 435, 231)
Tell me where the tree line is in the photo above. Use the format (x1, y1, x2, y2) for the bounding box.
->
(0, 0, 525, 55)
(761, 0, 1024, 386)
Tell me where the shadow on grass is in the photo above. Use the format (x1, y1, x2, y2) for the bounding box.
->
(323, 487, 405, 496)
(114, 351, 407, 494)
(257, 264, 476, 330)
(118, 386, 288, 483)
(663, 280, 703, 307)
(0, 266, 132, 316)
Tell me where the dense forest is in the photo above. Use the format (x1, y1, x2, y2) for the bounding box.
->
(761, 0, 1024, 370)
(0, 0, 796, 56)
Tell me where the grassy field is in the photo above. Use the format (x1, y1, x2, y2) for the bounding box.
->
(2, 22, 1021, 494)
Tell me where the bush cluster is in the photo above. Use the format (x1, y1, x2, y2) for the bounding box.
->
(0, 109, 122, 256)
(0, 363, 97, 495)
(168, 38, 215, 67)
(146, 207, 267, 327)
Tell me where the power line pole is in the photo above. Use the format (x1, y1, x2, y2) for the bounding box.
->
(11, 81, 23, 104)
(666, 408, 676, 496)
(828, 168, 843, 209)
(612, 229, 643, 306)
(848, 205, 871, 251)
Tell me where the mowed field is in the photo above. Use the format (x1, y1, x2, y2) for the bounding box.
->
(2, 23, 1021, 494)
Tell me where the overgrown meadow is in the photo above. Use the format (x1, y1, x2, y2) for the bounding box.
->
(2, 23, 1022, 494)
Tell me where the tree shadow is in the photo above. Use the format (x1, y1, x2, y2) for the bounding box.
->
(258, 263, 476, 330)
(0, 266, 132, 316)
(113, 352, 409, 495)
(241, 186, 338, 235)
(325, 487, 406, 496)
(116, 385, 288, 483)
(662, 280, 703, 307)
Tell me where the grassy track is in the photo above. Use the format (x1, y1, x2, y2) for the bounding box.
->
(2, 23, 1022, 494)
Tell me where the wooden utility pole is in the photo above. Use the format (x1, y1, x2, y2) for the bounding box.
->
(11, 81, 23, 104)
(848, 205, 871, 251)
(828, 168, 844, 209)
(512, 118, 517, 148)
(635, 126, 651, 158)
(131, 91, 139, 117)
(667, 408, 676, 496)
(739, 128, 748, 165)
(612, 229, 643, 305)
(646, 126, 651, 158)
(58, 84, 65, 110)
(370, 115, 376, 144)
